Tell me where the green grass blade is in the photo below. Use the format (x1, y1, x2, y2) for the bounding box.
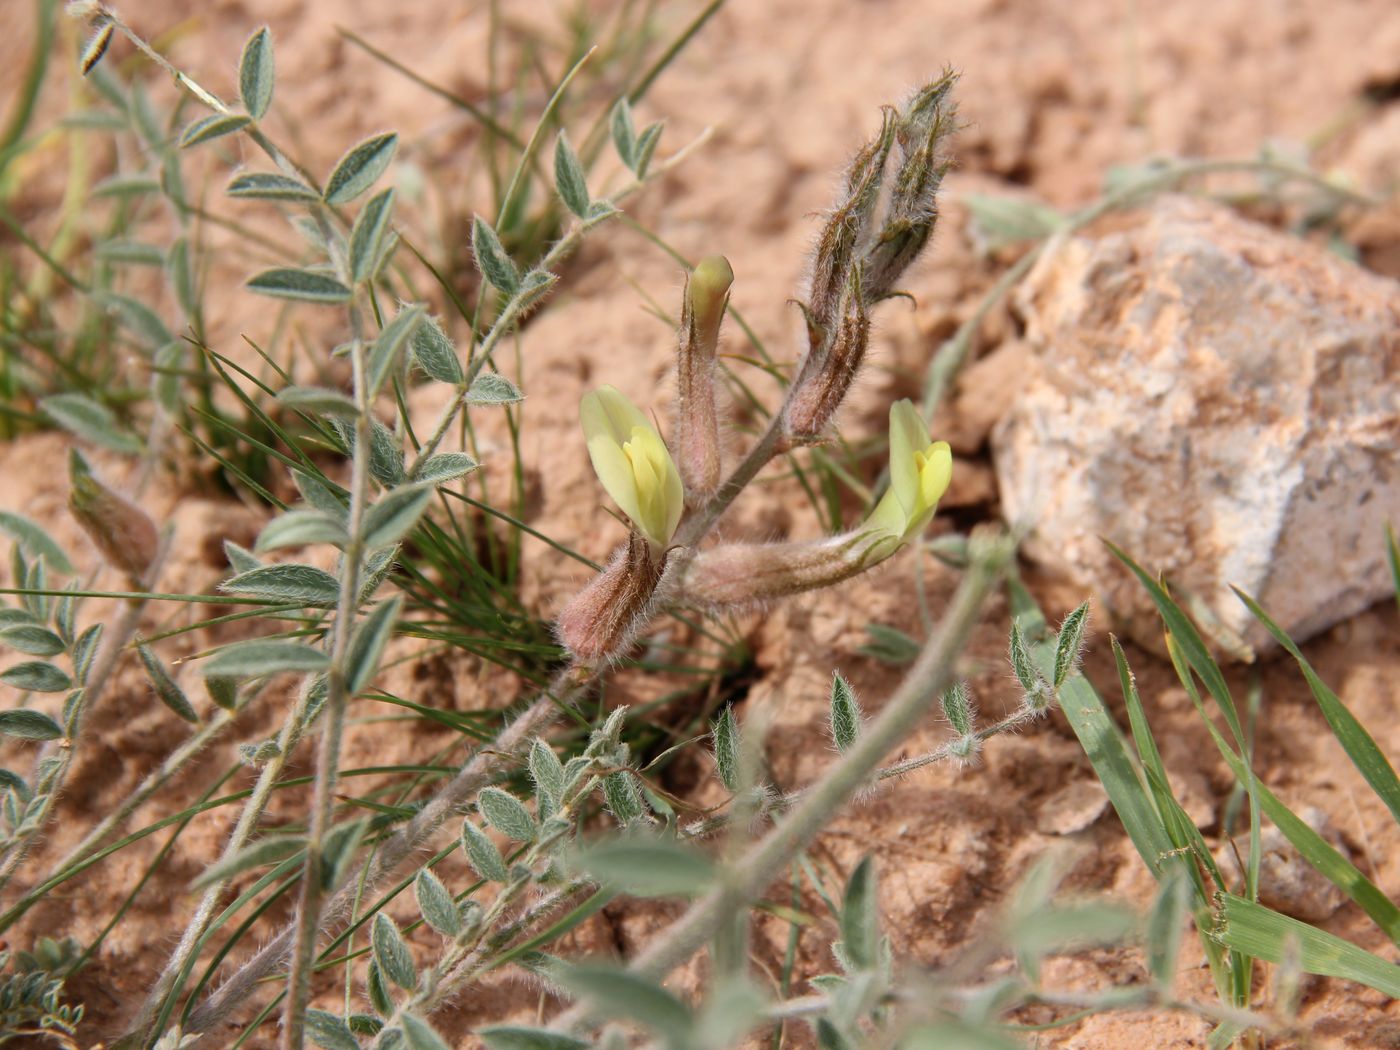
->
(1213, 893, 1400, 997)
(1032, 641, 1172, 876)
(1234, 586, 1400, 829)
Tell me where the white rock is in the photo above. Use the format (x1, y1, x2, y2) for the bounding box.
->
(993, 196, 1400, 654)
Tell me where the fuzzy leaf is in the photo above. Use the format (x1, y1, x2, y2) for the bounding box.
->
(574, 837, 716, 898)
(414, 868, 461, 937)
(400, 1014, 450, 1050)
(633, 121, 664, 178)
(71, 625, 102, 684)
(0, 513, 74, 574)
(602, 771, 646, 825)
(0, 709, 63, 740)
(711, 707, 740, 792)
(361, 485, 432, 551)
(227, 172, 319, 201)
(409, 316, 463, 385)
(478, 786, 535, 842)
(609, 98, 637, 170)
(465, 373, 524, 406)
(553, 132, 589, 218)
(224, 540, 263, 575)
(180, 113, 251, 149)
(100, 291, 174, 348)
(306, 1009, 360, 1050)
(221, 563, 340, 606)
(247, 268, 352, 304)
(560, 964, 692, 1036)
(41, 394, 141, 454)
(277, 385, 361, 418)
(1, 662, 72, 695)
(528, 739, 565, 809)
(840, 856, 880, 971)
(471, 216, 519, 296)
(409, 452, 477, 485)
(325, 133, 398, 205)
(372, 912, 417, 990)
(367, 305, 426, 397)
(857, 622, 920, 666)
(0, 625, 64, 658)
(201, 640, 329, 677)
(460, 819, 508, 882)
(350, 188, 396, 285)
(1053, 601, 1090, 688)
(479, 1028, 589, 1050)
(239, 27, 275, 119)
(346, 596, 401, 694)
(1008, 619, 1042, 695)
(206, 675, 239, 711)
(939, 681, 975, 736)
(256, 509, 348, 552)
(93, 174, 160, 198)
(828, 672, 861, 753)
(138, 644, 198, 723)
(964, 193, 1064, 251)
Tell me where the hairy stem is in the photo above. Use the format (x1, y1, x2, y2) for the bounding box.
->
(551, 533, 1011, 1034)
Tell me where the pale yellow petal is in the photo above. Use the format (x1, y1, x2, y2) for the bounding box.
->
(581, 385, 652, 446)
(917, 441, 952, 509)
(587, 434, 643, 528)
(887, 399, 927, 516)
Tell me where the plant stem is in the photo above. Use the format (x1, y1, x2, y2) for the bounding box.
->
(280, 330, 371, 1050)
(128, 680, 317, 1045)
(550, 532, 1012, 1035)
(184, 678, 573, 1041)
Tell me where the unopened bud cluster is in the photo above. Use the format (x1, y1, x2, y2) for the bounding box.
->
(557, 75, 960, 664)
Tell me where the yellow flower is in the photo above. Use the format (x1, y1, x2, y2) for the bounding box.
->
(862, 399, 952, 546)
(580, 385, 684, 549)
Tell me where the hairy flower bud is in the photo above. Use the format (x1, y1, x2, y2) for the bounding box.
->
(783, 270, 869, 440)
(67, 449, 159, 584)
(861, 399, 952, 550)
(683, 531, 889, 610)
(581, 385, 684, 550)
(805, 108, 896, 348)
(676, 256, 733, 503)
(556, 532, 671, 662)
(861, 71, 958, 303)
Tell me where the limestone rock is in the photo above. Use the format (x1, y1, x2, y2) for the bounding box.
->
(993, 196, 1400, 654)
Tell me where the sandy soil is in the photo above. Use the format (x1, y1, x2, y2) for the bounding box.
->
(2, 0, 1400, 1046)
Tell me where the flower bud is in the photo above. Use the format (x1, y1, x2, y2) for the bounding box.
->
(861, 399, 952, 547)
(556, 532, 671, 663)
(805, 108, 895, 346)
(580, 386, 684, 550)
(676, 256, 733, 503)
(67, 449, 159, 584)
(861, 71, 958, 303)
(783, 271, 868, 440)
